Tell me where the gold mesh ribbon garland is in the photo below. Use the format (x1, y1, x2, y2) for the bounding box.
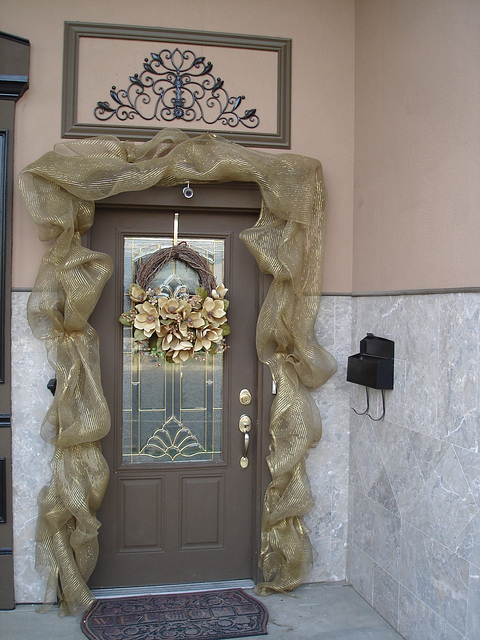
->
(19, 129, 337, 614)
(20, 182, 113, 614)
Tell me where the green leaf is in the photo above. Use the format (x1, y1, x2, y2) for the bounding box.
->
(119, 313, 132, 326)
(134, 329, 148, 342)
(222, 323, 231, 336)
(195, 286, 208, 301)
(222, 299, 229, 311)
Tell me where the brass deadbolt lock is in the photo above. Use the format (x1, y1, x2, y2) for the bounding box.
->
(239, 388, 252, 405)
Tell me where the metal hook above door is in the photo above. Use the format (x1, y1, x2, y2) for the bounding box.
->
(173, 212, 179, 246)
(183, 182, 194, 198)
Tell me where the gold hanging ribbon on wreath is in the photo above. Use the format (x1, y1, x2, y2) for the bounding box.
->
(119, 241, 230, 364)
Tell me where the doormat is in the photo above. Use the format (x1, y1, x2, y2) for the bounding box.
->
(80, 589, 268, 640)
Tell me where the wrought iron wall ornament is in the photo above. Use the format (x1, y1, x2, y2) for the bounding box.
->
(94, 47, 260, 129)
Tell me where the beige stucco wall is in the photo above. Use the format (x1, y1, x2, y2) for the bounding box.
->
(354, 0, 480, 293)
(3, 0, 355, 293)
(4, 0, 478, 293)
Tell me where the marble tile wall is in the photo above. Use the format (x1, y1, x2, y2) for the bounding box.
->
(347, 292, 480, 640)
(11, 292, 55, 603)
(14, 288, 479, 640)
(10, 291, 353, 602)
(306, 295, 352, 582)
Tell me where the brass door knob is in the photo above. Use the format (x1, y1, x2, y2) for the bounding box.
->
(239, 414, 252, 468)
(239, 388, 252, 405)
(238, 414, 252, 433)
(240, 433, 250, 468)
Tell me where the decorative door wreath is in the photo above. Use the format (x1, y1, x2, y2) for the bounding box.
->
(119, 242, 230, 364)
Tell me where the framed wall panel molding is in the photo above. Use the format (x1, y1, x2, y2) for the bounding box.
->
(62, 22, 291, 148)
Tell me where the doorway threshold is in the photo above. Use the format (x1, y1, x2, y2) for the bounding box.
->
(91, 579, 256, 599)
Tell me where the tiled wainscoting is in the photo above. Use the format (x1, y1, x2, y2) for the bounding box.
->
(10, 292, 353, 602)
(306, 295, 352, 581)
(11, 292, 55, 603)
(11, 290, 480, 640)
(348, 293, 480, 640)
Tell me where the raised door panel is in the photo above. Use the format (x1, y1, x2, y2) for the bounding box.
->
(180, 476, 224, 549)
(120, 478, 164, 551)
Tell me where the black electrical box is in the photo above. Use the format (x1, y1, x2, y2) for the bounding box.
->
(347, 333, 394, 390)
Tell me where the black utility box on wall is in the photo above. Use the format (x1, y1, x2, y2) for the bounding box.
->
(347, 333, 394, 390)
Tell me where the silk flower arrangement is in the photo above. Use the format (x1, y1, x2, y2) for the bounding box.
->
(119, 282, 230, 364)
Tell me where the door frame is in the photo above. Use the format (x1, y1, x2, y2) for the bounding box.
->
(91, 181, 272, 584)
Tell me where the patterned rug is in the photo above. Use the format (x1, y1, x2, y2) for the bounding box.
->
(81, 589, 268, 640)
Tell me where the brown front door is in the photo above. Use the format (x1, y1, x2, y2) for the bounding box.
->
(88, 190, 265, 589)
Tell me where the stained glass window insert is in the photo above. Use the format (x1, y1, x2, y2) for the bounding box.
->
(122, 236, 224, 464)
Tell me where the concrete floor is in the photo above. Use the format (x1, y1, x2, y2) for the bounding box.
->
(0, 582, 405, 640)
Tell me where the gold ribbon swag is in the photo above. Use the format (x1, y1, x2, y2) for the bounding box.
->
(19, 129, 337, 615)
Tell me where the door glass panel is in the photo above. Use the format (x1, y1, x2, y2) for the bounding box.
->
(122, 236, 224, 464)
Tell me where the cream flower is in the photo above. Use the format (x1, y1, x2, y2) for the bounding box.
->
(194, 326, 224, 351)
(160, 297, 190, 320)
(170, 340, 195, 363)
(202, 297, 227, 326)
(129, 284, 147, 303)
(134, 301, 161, 338)
(155, 295, 169, 311)
(154, 322, 170, 339)
(176, 322, 189, 339)
(161, 332, 177, 352)
(182, 310, 204, 330)
(211, 284, 228, 299)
